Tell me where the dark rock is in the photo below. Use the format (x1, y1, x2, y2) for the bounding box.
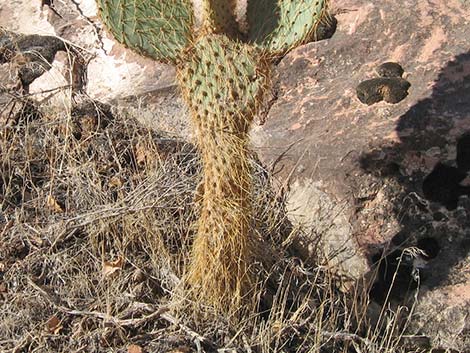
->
(356, 78, 385, 104)
(376, 62, 404, 78)
(0, 28, 66, 89)
(356, 77, 410, 105)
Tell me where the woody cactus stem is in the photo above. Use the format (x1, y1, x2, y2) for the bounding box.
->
(178, 35, 270, 312)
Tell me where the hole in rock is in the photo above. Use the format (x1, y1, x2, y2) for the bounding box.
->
(432, 211, 448, 221)
(422, 162, 470, 210)
(416, 237, 440, 259)
(456, 131, 470, 172)
(369, 249, 419, 304)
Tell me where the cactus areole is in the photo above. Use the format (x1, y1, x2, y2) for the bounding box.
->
(97, 0, 328, 314)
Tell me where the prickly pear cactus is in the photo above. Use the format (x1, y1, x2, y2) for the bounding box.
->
(96, 0, 194, 63)
(97, 0, 329, 315)
(178, 34, 270, 311)
(247, 0, 328, 55)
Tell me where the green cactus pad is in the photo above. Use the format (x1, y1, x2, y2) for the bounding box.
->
(97, 0, 194, 64)
(247, 0, 328, 55)
(178, 34, 269, 136)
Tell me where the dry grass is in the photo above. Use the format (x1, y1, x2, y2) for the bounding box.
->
(0, 93, 422, 353)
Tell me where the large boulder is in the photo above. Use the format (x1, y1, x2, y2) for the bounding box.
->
(0, 0, 184, 134)
(252, 0, 470, 350)
(0, 0, 176, 98)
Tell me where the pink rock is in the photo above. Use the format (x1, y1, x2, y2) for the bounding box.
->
(253, 0, 470, 349)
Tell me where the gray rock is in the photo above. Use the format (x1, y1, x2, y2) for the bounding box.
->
(410, 254, 470, 351)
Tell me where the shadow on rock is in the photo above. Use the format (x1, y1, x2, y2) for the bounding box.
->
(360, 51, 470, 302)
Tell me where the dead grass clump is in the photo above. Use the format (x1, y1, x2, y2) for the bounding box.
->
(0, 95, 201, 351)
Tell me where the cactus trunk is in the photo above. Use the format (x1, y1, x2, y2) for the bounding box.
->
(188, 131, 254, 311)
(178, 34, 269, 313)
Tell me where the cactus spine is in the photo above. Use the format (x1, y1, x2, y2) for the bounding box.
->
(97, 0, 328, 314)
